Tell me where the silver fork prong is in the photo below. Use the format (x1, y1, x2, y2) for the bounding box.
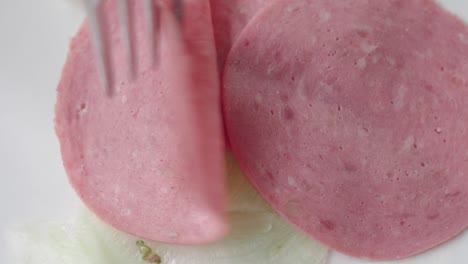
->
(144, 0, 160, 66)
(84, 0, 114, 96)
(117, 0, 136, 79)
(172, 0, 184, 23)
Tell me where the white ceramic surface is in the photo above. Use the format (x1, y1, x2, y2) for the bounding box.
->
(0, 1, 467, 263)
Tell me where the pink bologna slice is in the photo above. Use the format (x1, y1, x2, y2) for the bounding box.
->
(210, 0, 271, 69)
(223, 0, 468, 259)
(55, 0, 227, 244)
(209, 0, 271, 148)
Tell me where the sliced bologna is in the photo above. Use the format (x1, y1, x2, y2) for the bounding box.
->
(210, 0, 271, 71)
(210, 0, 271, 148)
(223, 0, 468, 259)
(55, 0, 227, 244)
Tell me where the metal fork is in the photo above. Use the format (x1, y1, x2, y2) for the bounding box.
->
(83, 0, 184, 96)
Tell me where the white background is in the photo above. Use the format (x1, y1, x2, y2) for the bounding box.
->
(0, 1, 467, 263)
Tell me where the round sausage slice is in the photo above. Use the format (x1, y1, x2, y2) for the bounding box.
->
(223, 0, 468, 259)
(210, 0, 271, 70)
(55, 0, 227, 244)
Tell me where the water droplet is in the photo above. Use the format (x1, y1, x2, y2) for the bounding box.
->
(435, 127, 442, 134)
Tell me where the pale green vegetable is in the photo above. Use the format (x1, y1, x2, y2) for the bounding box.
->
(136, 240, 161, 263)
(7, 154, 328, 264)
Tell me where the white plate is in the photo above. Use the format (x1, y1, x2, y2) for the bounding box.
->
(0, 1, 467, 263)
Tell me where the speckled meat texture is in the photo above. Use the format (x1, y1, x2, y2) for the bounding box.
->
(210, 0, 271, 148)
(55, 0, 227, 244)
(210, 0, 271, 70)
(223, 0, 468, 259)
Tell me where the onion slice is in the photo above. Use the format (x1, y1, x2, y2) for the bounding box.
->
(7, 154, 328, 264)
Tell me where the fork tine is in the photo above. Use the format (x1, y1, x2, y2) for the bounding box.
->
(172, 0, 184, 23)
(84, 0, 178, 96)
(84, 0, 114, 96)
(117, 0, 136, 79)
(143, 0, 160, 66)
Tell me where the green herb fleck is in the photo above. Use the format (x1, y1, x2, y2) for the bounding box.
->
(136, 240, 162, 264)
